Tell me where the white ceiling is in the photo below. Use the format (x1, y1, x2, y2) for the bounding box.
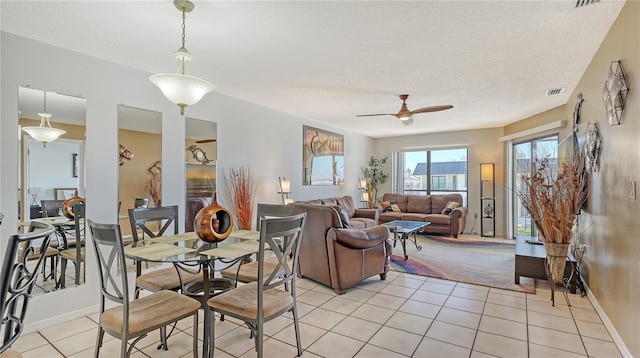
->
(2, 0, 626, 138)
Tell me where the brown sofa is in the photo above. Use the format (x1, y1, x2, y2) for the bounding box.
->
(294, 196, 379, 229)
(291, 203, 391, 294)
(378, 193, 468, 238)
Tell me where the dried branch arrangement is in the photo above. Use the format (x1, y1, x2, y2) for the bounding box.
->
(224, 166, 259, 230)
(515, 152, 589, 244)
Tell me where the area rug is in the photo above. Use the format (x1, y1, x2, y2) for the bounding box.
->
(389, 235, 536, 293)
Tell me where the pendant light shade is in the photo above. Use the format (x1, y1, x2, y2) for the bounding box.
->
(21, 91, 66, 147)
(150, 0, 214, 115)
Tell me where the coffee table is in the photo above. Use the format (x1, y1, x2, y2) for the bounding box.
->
(382, 220, 430, 260)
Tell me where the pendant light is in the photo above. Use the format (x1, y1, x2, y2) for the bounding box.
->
(21, 91, 66, 147)
(150, 0, 214, 115)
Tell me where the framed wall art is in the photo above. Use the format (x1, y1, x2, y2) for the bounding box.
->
(303, 126, 344, 186)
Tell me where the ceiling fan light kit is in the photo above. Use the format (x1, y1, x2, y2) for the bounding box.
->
(149, 0, 214, 115)
(356, 94, 453, 126)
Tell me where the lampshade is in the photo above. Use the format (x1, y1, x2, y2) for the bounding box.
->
(480, 163, 495, 181)
(28, 187, 42, 195)
(21, 91, 66, 147)
(358, 179, 367, 189)
(401, 117, 413, 126)
(150, 0, 214, 115)
(279, 178, 291, 193)
(284, 198, 294, 205)
(361, 192, 369, 202)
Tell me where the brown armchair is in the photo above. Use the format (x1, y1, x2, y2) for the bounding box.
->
(292, 203, 391, 294)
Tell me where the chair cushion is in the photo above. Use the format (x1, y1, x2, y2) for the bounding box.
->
(332, 206, 351, 228)
(207, 282, 293, 321)
(100, 290, 200, 337)
(59, 247, 85, 260)
(220, 259, 283, 283)
(136, 267, 203, 292)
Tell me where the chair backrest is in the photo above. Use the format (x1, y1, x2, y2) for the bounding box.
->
(1, 222, 55, 353)
(134, 198, 150, 209)
(257, 214, 306, 296)
(255, 204, 293, 231)
(86, 220, 129, 312)
(0, 212, 4, 226)
(127, 206, 179, 277)
(40, 200, 65, 218)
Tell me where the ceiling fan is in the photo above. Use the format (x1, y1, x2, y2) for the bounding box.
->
(357, 94, 453, 126)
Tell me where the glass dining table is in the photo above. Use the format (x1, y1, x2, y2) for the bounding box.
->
(124, 229, 261, 358)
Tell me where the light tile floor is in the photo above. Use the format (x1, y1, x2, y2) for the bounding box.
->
(11, 271, 622, 358)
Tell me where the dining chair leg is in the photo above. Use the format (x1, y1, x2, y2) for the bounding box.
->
(292, 307, 302, 357)
(58, 257, 67, 289)
(94, 326, 104, 358)
(192, 313, 198, 358)
(256, 323, 264, 358)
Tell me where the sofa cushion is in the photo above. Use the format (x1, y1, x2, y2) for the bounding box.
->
(379, 211, 402, 222)
(332, 206, 351, 228)
(321, 198, 338, 206)
(336, 196, 356, 218)
(431, 194, 463, 214)
(390, 204, 401, 212)
(407, 196, 431, 214)
(401, 213, 429, 222)
(349, 217, 376, 229)
(381, 200, 396, 212)
(425, 214, 452, 225)
(381, 194, 408, 212)
(441, 201, 460, 215)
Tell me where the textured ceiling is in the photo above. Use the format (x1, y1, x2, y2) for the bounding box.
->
(1, 1, 626, 138)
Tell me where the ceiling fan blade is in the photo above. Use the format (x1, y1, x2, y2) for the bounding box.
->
(411, 105, 454, 114)
(356, 113, 396, 117)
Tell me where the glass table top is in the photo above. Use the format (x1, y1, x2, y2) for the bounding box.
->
(382, 220, 430, 234)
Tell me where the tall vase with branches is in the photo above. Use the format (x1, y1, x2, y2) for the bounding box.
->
(224, 166, 259, 230)
(362, 156, 389, 207)
(514, 150, 588, 305)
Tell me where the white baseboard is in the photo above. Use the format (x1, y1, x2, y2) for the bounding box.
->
(24, 304, 100, 335)
(583, 282, 633, 358)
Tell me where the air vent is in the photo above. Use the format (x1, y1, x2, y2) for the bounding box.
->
(576, 0, 600, 8)
(545, 88, 566, 96)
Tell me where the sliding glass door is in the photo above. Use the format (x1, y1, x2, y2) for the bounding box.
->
(512, 135, 558, 238)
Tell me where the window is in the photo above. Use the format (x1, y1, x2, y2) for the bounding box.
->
(394, 148, 468, 205)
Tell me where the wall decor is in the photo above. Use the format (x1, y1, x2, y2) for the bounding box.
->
(585, 122, 601, 172)
(186, 143, 213, 165)
(602, 60, 630, 125)
(72, 153, 79, 177)
(572, 93, 584, 132)
(118, 144, 134, 166)
(303, 125, 344, 185)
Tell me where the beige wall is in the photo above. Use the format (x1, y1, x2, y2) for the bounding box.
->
(505, 2, 639, 355)
(118, 129, 161, 236)
(374, 127, 505, 236)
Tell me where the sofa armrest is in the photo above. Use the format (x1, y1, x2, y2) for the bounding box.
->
(327, 226, 390, 250)
(450, 206, 468, 236)
(353, 208, 379, 221)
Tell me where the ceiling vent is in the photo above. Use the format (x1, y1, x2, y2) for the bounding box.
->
(545, 88, 566, 96)
(575, 0, 600, 8)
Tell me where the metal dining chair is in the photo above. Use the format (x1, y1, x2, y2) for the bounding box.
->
(1, 222, 55, 357)
(221, 204, 293, 284)
(207, 213, 307, 358)
(127, 206, 202, 299)
(87, 220, 200, 358)
(39, 200, 65, 218)
(57, 202, 86, 289)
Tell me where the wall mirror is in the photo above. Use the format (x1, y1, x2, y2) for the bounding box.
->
(117, 104, 162, 237)
(185, 117, 217, 232)
(18, 85, 86, 294)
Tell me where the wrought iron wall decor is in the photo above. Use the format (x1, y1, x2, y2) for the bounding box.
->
(585, 122, 600, 172)
(602, 60, 630, 125)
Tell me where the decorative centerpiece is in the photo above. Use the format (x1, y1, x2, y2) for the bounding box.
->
(515, 151, 588, 305)
(61, 190, 85, 218)
(224, 166, 258, 230)
(194, 192, 233, 243)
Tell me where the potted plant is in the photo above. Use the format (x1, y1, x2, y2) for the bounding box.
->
(362, 156, 390, 207)
(515, 151, 588, 305)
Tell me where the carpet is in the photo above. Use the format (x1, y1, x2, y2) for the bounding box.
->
(389, 235, 536, 293)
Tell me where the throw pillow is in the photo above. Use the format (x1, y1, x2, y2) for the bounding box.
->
(333, 206, 351, 228)
(441, 201, 460, 215)
(382, 200, 397, 213)
(390, 204, 401, 212)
